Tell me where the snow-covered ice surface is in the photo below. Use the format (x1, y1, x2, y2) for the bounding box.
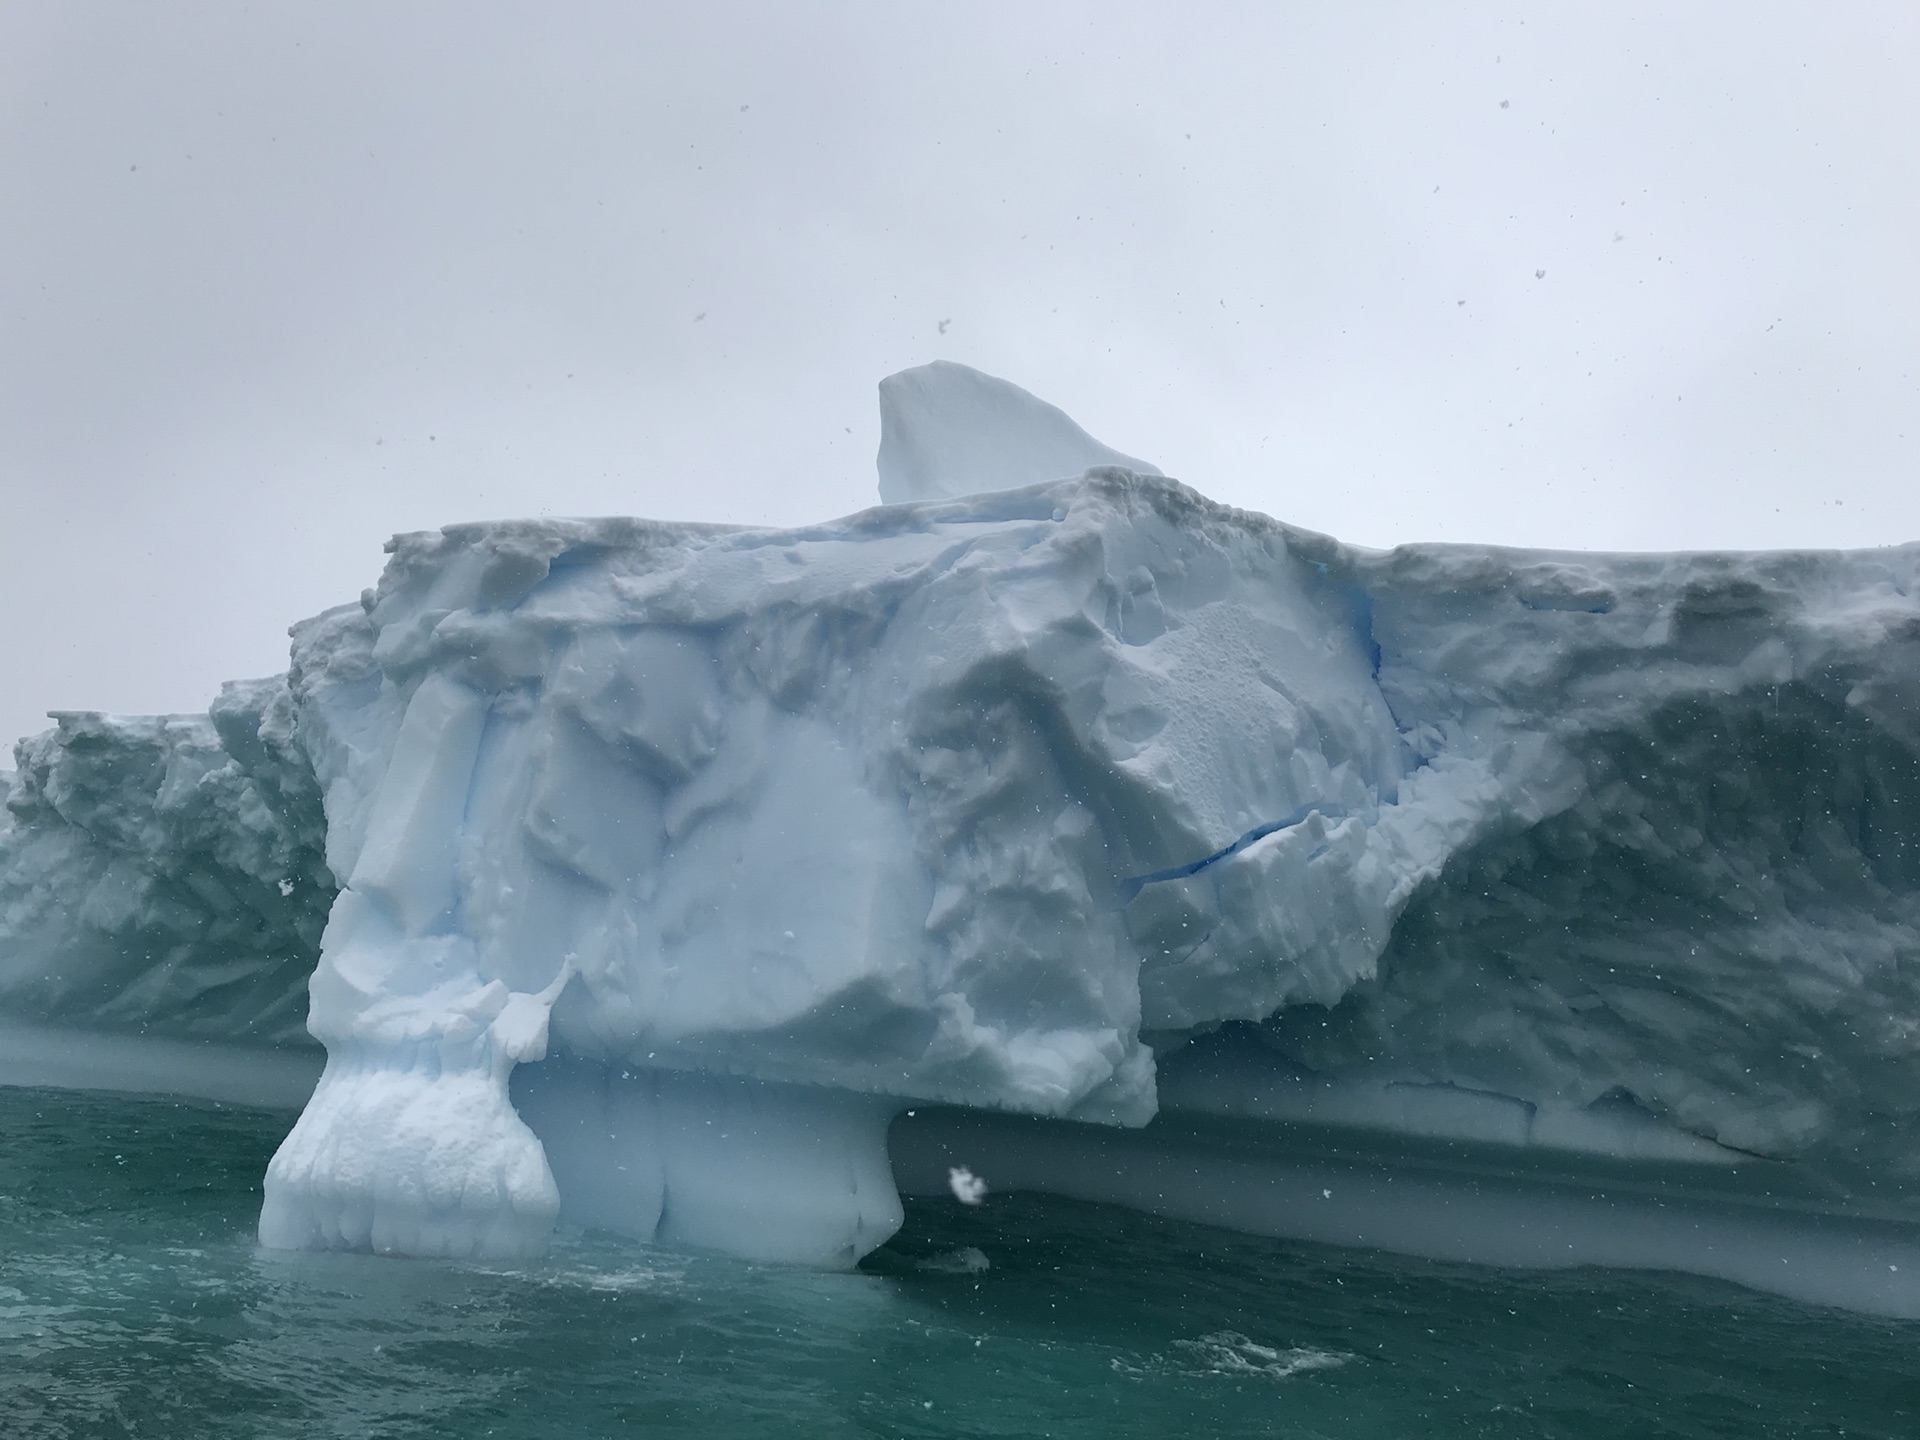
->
(3, 363, 1918, 1309)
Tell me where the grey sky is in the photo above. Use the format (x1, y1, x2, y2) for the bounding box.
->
(3, 2, 1916, 753)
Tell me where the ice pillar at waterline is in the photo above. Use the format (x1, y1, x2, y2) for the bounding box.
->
(259, 674, 569, 1259)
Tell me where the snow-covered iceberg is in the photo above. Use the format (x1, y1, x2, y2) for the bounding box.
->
(3, 361, 1917, 1310)
(258, 458, 1416, 1262)
(0, 683, 330, 1104)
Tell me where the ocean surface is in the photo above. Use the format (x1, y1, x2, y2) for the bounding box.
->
(2, 1086, 1915, 1439)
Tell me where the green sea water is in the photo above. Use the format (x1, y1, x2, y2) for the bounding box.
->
(2, 1086, 1915, 1439)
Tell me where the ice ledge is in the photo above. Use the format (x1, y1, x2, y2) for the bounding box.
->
(891, 1107, 1920, 1320)
(0, 1018, 320, 1110)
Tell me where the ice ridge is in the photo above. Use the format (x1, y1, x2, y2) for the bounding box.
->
(876, 359, 1161, 503)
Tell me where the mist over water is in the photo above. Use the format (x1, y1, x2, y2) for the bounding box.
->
(3, 1087, 1914, 1439)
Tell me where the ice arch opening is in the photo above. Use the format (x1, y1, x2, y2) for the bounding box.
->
(512, 1060, 902, 1268)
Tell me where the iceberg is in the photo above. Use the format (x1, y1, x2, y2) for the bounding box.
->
(0, 684, 330, 1105)
(3, 362, 1917, 1311)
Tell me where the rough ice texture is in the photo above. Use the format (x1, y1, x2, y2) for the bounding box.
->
(876, 359, 1161, 504)
(1261, 541, 1920, 1199)
(258, 472, 1414, 1260)
(2, 364, 1917, 1293)
(0, 679, 334, 1052)
(244, 454, 1920, 1266)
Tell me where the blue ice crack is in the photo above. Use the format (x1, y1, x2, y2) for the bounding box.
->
(1117, 804, 1346, 905)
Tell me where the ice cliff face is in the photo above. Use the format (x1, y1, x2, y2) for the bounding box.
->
(0, 680, 332, 1055)
(1268, 544, 1920, 1189)
(3, 362, 1917, 1298)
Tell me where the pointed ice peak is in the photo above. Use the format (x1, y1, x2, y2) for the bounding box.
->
(876, 360, 1161, 506)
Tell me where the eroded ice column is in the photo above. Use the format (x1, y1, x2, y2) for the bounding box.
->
(259, 674, 568, 1259)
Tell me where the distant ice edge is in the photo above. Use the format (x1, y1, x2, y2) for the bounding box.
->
(2, 361, 1916, 1314)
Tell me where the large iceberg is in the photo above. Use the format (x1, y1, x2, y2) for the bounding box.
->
(3, 361, 1917, 1309)
(0, 683, 329, 1104)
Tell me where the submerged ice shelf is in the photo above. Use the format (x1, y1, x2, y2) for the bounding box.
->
(3, 361, 1918, 1311)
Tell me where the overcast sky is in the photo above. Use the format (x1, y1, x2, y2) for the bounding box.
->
(3, 3, 1916, 753)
